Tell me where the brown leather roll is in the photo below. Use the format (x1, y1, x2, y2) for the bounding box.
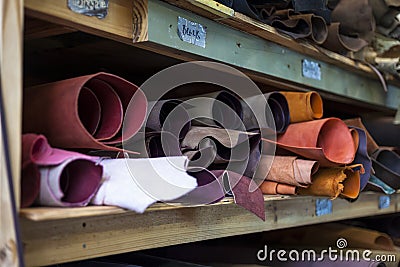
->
(280, 91, 323, 123)
(322, 22, 368, 53)
(297, 164, 362, 199)
(344, 117, 380, 155)
(23, 72, 147, 152)
(260, 181, 296, 195)
(254, 155, 318, 187)
(263, 118, 356, 166)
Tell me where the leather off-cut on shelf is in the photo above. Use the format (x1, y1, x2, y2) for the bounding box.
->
(23, 72, 147, 152)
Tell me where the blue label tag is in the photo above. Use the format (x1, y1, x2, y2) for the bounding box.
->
(302, 59, 322, 80)
(315, 198, 332, 216)
(68, 0, 109, 19)
(379, 195, 390, 209)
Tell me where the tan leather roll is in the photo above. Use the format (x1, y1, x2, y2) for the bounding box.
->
(297, 164, 362, 199)
(260, 181, 296, 195)
(280, 91, 323, 123)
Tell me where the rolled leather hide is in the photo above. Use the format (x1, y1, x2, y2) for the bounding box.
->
(23, 72, 147, 152)
(263, 118, 356, 166)
(280, 91, 323, 123)
(297, 164, 362, 199)
(21, 134, 103, 207)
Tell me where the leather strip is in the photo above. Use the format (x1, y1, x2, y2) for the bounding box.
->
(280, 91, 323, 123)
(263, 118, 356, 166)
(23, 72, 147, 152)
(365, 175, 396, 195)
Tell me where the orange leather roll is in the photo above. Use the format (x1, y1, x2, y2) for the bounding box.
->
(263, 118, 356, 166)
(297, 164, 362, 199)
(280, 91, 323, 123)
(260, 181, 296, 195)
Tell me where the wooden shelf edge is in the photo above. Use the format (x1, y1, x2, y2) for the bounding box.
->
(20, 192, 399, 266)
(163, 0, 398, 84)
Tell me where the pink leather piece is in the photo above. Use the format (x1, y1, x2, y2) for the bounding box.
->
(23, 72, 147, 152)
(263, 118, 356, 166)
(21, 134, 103, 207)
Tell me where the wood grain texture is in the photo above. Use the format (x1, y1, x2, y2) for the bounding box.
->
(0, 0, 23, 266)
(132, 0, 149, 42)
(21, 193, 397, 266)
(25, 0, 135, 45)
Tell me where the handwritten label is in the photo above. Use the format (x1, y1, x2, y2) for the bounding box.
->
(177, 16, 207, 48)
(302, 59, 322, 80)
(315, 198, 332, 216)
(68, 0, 109, 19)
(379, 195, 390, 209)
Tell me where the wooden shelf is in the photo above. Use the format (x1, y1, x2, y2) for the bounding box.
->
(24, 0, 400, 111)
(20, 192, 399, 266)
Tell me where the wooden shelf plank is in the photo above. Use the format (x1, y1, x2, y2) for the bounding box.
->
(20, 192, 398, 266)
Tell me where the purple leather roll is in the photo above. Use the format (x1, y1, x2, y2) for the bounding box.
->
(349, 127, 372, 191)
(21, 134, 103, 207)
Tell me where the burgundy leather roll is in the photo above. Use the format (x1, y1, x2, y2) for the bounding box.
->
(260, 181, 296, 195)
(280, 91, 323, 123)
(21, 134, 103, 207)
(241, 92, 290, 133)
(344, 118, 380, 155)
(263, 118, 356, 166)
(255, 155, 319, 187)
(23, 72, 147, 152)
(147, 99, 191, 140)
(297, 165, 362, 199)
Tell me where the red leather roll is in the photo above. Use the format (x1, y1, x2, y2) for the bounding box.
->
(263, 118, 356, 166)
(23, 72, 147, 152)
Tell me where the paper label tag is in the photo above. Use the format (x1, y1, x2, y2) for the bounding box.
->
(302, 59, 322, 80)
(177, 16, 207, 48)
(67, 0, 109, 19)
(379, 195, 390, 209)
(315, 198, 332, 216)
